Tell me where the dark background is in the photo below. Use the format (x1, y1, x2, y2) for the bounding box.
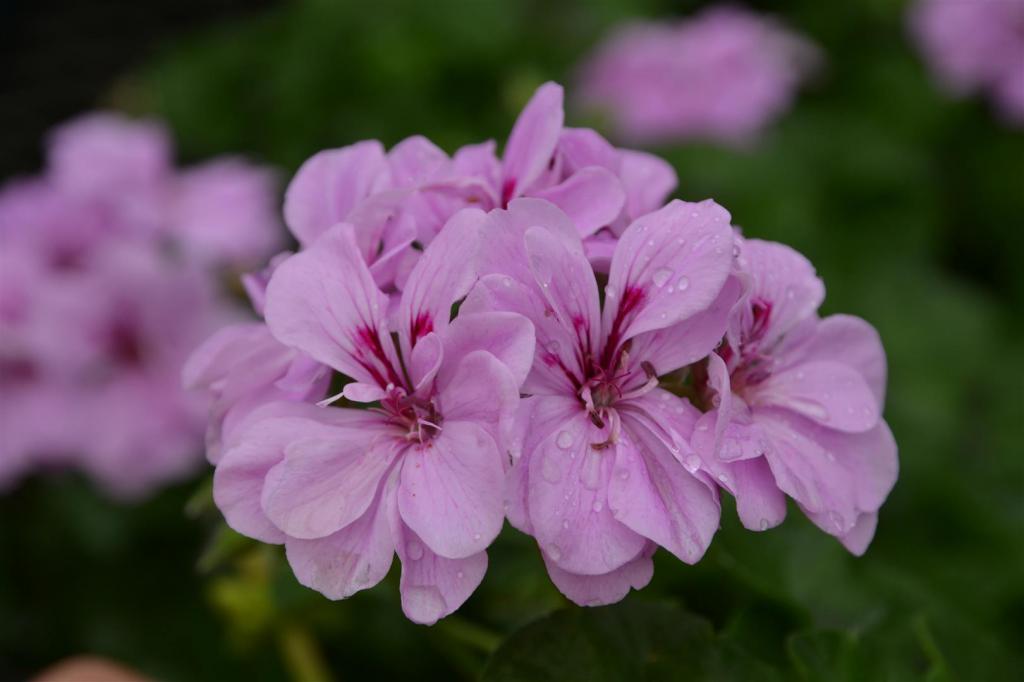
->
(1, 0, 1022, 680)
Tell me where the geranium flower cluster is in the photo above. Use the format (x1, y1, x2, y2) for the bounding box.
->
(188, 83, 898, 625)
(576, 6, 821, 144)
(909, 0, 1024, 124)
(0, 113, 282, 497)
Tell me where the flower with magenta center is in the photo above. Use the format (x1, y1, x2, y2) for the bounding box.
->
(689, 238, 898, 554)
(463, 197, 739, 605)
(212, 208, 535, 624)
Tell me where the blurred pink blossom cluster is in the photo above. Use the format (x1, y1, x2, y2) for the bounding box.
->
(576, 6, 821, 144)
(0, 113, 282, 497)
(187, 82, 897, 625)
(909, 0, 1024, 123)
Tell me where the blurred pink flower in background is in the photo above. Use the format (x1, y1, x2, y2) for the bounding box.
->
(0, 113, 283, 497)
(576, 6, 820, 145)
(909, 0, 1024, 123)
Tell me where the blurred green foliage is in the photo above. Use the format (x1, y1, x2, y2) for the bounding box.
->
(2, 0, 1022, 679)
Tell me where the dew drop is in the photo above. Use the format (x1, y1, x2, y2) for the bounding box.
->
(828, 511, 844, 532)
(676, 275, 690, 291)
(547, 544, 562, 561)
(562, 519, 570, 529)
(652, 267, 672, 287)
(502, 276, 514, 288)
(473, 533, 481, 541)
(456, 570, 464, 580)
(717, 473, 729, 485)
(759, 519, 769, 531)
(556, 430, 574, 449)
(407, 540, 424, 561)
(618, 468, 630, 481)
(684, 455, 701, 472)
(592, 501, 604, 512)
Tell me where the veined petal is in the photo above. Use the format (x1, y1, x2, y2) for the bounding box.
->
(476, 197, 583, 286)
(505, 395, 581, 533)
(437, 311, 536, 390)
(748, 360, 880, 433)
(397, 208, 485, 357)
(390, 505, 488, 625)
(437, 351, 521, 447)
(265, 224, 400, 388)
(603, 199, 734, 344)
(609, 414, 720, 564)
(524, 225, 603, 366)
(463, 274, 582, 396)
(627, 276, 740, 376)
(787, 314, 887, 406)
(738, 239, 824, 346)
(757, 408, 898, 537)
(542, 543, 655, 607)
(398, 421, 505, 560)
(527, 412, 646, 575)
(503, 82, 564, 200)
(260, 411, 398, 540)
(618, 149, 677, 221)
(283, 141, 387, 245)
(285, 472, 396, 600)
(409, 332, 443, 397)
(532, 166, 625, 238)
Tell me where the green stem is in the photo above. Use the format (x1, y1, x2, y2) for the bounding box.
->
(437, 615, 502, 654)
(278, 621, 334, 682)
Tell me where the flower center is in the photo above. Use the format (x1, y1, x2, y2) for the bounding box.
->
(379, 385, 443, 444)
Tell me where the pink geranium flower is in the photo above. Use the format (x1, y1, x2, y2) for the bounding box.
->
(464, 198, 738, 605)
(281, 83, 677, 289)
(213, 209, 535, 624)
(0, 112, 282, 497)
(690, 238, 898, 554)
(909, 0, 1024, 123)
(577, 7, 820, 144)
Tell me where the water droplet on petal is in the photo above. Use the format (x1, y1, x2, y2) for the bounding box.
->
(717, 473, 729, 485)
(592, 501, 604, 512)
(473, 533, 481, 541)
(652, 267, 672, 287)
(676, 275, 690, 291)
(829, 511, 844, 532)
(556, 430, 574, 449)
(562, 519, 570, 529)
(456, 570, 464, 579)
(684, 455, 701, 472)
(759, 519, 769, 531)
(547, 544, 562, 561)
(407, 540, 424, 561)
(581, 451, 602, 490)
(502, 276, 514, 288)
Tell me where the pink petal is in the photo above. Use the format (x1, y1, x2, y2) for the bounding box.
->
(527, 412, 646, 575)
(739, 239, 824, 345)
(408, 332, 443, 396)
(603, 199, 735, 342)
(543, 543, 655, 607)
(283, 141, 388, 245)
(264, 224, 399, 388)
(463, 274, 582, 397)
(524, 224, 602, 355)
(618, 149, 677, 220)
(627, 275, 740, 375)
(387, 135, 450, 186)
(398, 421, 505, 560)
(452, 139, 501, 197)
(437, 311, 536, 390)
(260, 410, 397, 539)
(213, 422, 289, 544)
(285, 474, 396, 599)
(609, 414, 720, 564)
(556, 127, 620, 174)
(502, 82, 564, 199)
(749, 360, 880, 433)
(505, 395, 581, 534)
(397, 208, 485, 356)
(730, 456, 787, 531)
(437, 350, 521, 448)
(532, 167, 626, 238)
(391, 511, 488, 625)
(790, 314, 887, 406)
(757, 409, 898, 536)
